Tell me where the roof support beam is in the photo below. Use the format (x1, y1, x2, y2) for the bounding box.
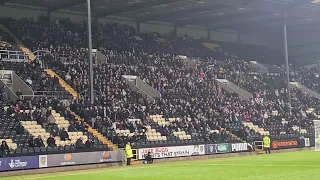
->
(244, 0, 318, 20)
(96, 0, 181, 17)
(282, 0, 311, 13)
(237, 18, 319, 34)
(48, 0, 86, 13)
(0, 0, 10, 5)
(208, 16, 283, 31)
(175, 11, 265, 26)
(137, 4, 228, 23)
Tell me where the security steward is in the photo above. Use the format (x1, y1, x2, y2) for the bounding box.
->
(263, 135, 271, 154)
(125, 141, 133, 166)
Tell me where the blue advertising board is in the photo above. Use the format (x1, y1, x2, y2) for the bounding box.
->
(0, 156, 39, 171)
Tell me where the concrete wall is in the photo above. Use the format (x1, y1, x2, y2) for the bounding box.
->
(8, 3, 320, 65)
(178, 26, 207, 39)
(0, 4, 278, 49)
(287, 30, 320, 65)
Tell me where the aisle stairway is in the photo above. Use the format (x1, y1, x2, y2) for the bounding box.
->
(0, 24, 36, 60)
(69, 110, 119, 151)
(44, 69, 78, 100)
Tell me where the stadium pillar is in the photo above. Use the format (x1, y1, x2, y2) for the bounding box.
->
(207, 29, 211, 40)
(47, 11, 51, 23)
(173, 25, 177, 37)
(136, 20, 140, 35)
(237, 32, 242, 44)
(87, 0, 94, 104)
(283, 16, 291, 106)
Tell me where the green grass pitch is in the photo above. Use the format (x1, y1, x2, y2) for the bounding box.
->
(2, 150, 320, 180)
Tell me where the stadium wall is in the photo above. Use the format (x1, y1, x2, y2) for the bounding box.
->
(3, 3, 316, 64)
(287, 30, 320, 65)
(0, 4, 277, 49)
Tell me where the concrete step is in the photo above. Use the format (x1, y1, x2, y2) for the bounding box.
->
(44, 69, 78, 100)
(69, 110, 119, 150)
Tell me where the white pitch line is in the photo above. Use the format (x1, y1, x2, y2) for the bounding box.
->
(197, 163, 320, 168)
(20, 163, 189, 180)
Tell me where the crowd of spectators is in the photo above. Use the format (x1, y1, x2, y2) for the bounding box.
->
(0, 60, 66, 92)
(0, 93, 111, 156)
(0, 28, 20, 51)
(0, 17, 317, 149)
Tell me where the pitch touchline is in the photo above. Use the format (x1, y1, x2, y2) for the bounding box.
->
(19, 163, 318, 180)
(21, 163, 189, 180)
(198, 163, 320, 168)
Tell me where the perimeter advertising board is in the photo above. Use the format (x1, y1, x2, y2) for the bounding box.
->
(0, 156, 39, 171)
(39, 150, 125, 168)
(271, 139, 300, 150)
(138, 145, 205, 160)
(205, 143, 231, 154)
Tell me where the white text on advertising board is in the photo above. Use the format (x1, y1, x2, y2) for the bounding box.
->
(8, 159, 28, 169)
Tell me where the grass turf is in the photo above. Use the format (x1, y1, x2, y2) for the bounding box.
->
(1, 150, 319, 180)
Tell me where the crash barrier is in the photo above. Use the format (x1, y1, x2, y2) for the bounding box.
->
(136, 137, 313, 159)
(0, 150, 125, 171)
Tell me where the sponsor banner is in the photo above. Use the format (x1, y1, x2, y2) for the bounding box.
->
(38, 155, 47, 168)
(271, 139, 299, 150)
(231, 143, 249, 152)
(0, 156, 39, 171)
(40, 151, 125, 168)
(304, 138, 310, 147)
(205, 143, 231, 154)
(138, 145, 205, 160)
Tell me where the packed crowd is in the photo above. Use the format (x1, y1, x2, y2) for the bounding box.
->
(0, 60, 68, 93)
(0, 27, 20, 51)
(0, 17, 317, 150)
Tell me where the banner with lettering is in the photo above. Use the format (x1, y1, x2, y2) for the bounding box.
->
(0, 156, 39, 171)
(39, 150, 125, 168)
(137, 145, 205, 160)
(231, 143, 249, 152)
(205, 143, 231, 154)
(271, 139, 300, 150)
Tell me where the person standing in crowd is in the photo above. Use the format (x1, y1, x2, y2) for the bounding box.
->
(59, 128, 70, 141)
(263, 135, 271, 154)
(125, 141, 133, 166)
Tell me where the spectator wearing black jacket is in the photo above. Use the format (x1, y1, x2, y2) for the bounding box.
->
(47, 134, 56, 147)
(0, 140, 10, 157)
(27, 136, 34, 147)
(34, 135, 45, 147)
(85, 139, 93, 149)
(59, 128, 70, 141)
(76, 137, 85, 149)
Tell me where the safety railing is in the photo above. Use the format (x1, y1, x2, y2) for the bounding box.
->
(78, 89, 103, 100)
(254, 141, 264, 151)
(33, 91, 73, 100)
(0, 50, 29, 62)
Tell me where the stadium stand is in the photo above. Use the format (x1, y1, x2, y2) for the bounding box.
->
(0, 14, 316, 153)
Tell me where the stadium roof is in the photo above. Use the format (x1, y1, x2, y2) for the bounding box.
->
(3, 0, 320, 33)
